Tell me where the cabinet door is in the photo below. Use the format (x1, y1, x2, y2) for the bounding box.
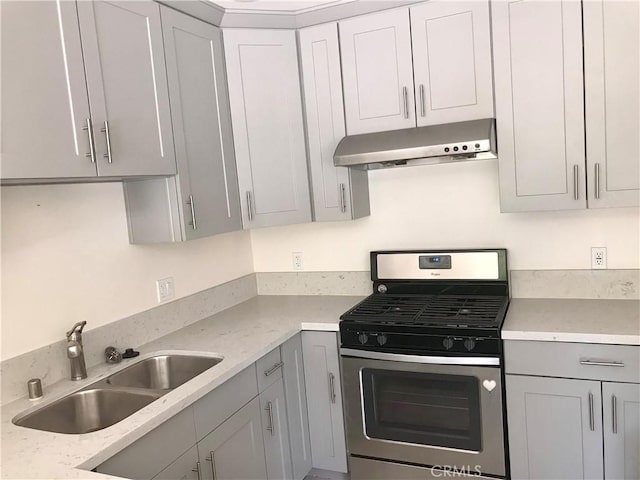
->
(298, 23, 370, 222)
(506, 375, 604, 480)
(77, 0, 175, 177)
(584, 0, 640, 208)
(339, 8, 415, 135)
(198, 397, 268, 480)
(492, 0, 586, 212)
(281, 334, 312, 480)
(224, 29, 311, 229)
(602, 382, 640, 480)
(0, 1, 96, 180)
(260, 378, 294, 480)
(410, 0, 493, 126)
(153, 445, 199, 480)
(161, 7, 242, 239)
(301, 331, 348, 473)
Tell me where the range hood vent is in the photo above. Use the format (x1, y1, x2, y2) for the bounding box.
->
(333, 118, 497, 170)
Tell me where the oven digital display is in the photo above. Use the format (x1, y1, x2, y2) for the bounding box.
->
(419, 255, 452, 269)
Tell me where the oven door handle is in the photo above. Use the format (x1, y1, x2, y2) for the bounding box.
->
(340, 348, 500, 366)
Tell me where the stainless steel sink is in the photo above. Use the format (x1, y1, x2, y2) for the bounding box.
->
(13, 388, 160, 434)
(106, 354, 223, 390)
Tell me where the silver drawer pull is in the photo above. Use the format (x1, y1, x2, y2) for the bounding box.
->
(264, 361, 284, 377)
(82, 118, 96, 163)
(595, 162, 601, 199)
(588, 392, 595, 431)
(339, 183, 347, 213)
(612, 395, 618, 434)
(246, 191, 253, 221)
(402, 86, 409, 119)
(206, 452, 216, 480)
(192, 462, 202, 480)
(187, 194, 197, 230)
(419, 84, 426, 117)
(100, 121, 113, 163)
(329, 372, 336, 404)
(265, 401, 275, 436)
(573, 164, 579, 200)
(580, 360, 625, 367)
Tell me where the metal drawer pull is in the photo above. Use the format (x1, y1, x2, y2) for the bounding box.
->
(419, 84, 426, 117)
(264, 361, 284, 377)
(339, 183, 347, 213)
(612, 395, 618, 434)
(82, 118, 96, 163)
(573, 164, 579, 200)
(187, 195, 197, 230)
(206, 452, 216, 480)
(595, 163, 601, 199)
(588, 392, 595, 431)
(580, 360, 625, 367)
(265, 401, 275, 436)
(100, 121, 112, 163)
(246, 191, 253, 221)
(402, 87, 409, 119)
(329, 372, 336, 404)
(192, 461, 202, 480)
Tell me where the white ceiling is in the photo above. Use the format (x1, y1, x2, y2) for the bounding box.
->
(211, 0, 358, 13)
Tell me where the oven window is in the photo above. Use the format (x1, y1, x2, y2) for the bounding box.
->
(361, 368, 482, 451)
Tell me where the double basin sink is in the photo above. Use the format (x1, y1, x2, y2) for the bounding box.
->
(13, 354, 223, 435)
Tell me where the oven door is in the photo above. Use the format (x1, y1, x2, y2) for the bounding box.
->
(341, 349, 505, 477)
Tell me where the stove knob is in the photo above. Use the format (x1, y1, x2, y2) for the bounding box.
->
(443, 337, 455, 350)
(377, 334, 388, 346)
(464, 338, 476, 351)
(358, 333, 369, 345)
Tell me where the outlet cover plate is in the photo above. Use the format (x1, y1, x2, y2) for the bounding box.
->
(591, 247, 607, 270)
(156, 277, 175, 302)
(292, 252, 304, 271)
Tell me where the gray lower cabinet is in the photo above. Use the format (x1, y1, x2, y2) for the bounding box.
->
(123, 6, 242, 244)
(198, 397, 268, 480)
(301, 331, 348, 473)
(260, 378, 294, 480)
(506, 375, 604, 480)
(153, 445, 200, 480)
(281, 334, 312, 480)
(602, 382, 640, 480)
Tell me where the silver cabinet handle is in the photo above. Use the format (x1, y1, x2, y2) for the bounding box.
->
(246, 191, 253, 221)
(329, 372, 336, 404)
(419, 84, 426, 117)
(339, 183, 347, 213)
(402, 86, 409, 119)
(573, 164, 579, 200)
(205, 452, 216, 480)
(192, 462, 202, 480)
(595, 162, 601, 199)
(265, 401, 274, 436)
(588, 392, 595, 431)
(612, 395, 618, 434)
(82, 118, 96, 163)
(100, 121, 112, 163)
(187, 194, 197, 230)
(580, 360, 625, 367)
(264, 361, 283, 377)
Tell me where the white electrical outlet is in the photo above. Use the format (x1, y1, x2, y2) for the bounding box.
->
(591, 247, 607, 270)
(292, 252, 304, 271)
(156, 277, 175, 302)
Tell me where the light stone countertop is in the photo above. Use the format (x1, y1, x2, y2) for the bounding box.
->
(0, 295, 363, 480)
(502, 298, 640, 344)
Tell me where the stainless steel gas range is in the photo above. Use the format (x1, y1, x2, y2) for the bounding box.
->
(339, 249, 510, 479)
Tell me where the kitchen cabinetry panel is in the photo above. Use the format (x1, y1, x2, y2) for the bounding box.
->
(0, 0, 95, 180)
(260, 378, 294, 480)
(302, 331, 348, 473)
(584, 0, 640, 208)
(77, 0, 175, 177)
(298, 23, 370, 222)
(339, 9, 415, 135)
(153, 445, 199, 480)
(410, 0, 493, 126)
(493, 0, 586, 212)
(224, 29, 311, 229)
(602, 382, 640, 480)
(506, 375, 603, 480)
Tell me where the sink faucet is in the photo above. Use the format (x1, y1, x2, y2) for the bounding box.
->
(66, 321, 87, 380)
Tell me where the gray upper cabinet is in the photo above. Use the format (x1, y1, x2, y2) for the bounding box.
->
(506, 375, 604, 480)
(76, 0, 175, 177)
(584, 0, 640, 208)
(492, 0, 586, 213)
(410, 0, 494, 126)
(602, 382, 640, 480)
(298, 23, 370, 222)
(1, 1, 96, 180)
(224, 29, 312, 229)
(123, 7, 242, 244)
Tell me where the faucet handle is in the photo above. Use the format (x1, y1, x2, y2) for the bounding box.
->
(66, 321, 87, 339)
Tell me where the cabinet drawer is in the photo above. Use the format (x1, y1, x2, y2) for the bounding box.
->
(256, 347, 283, 393)
(505, 341, 640, 383)
(193, 364, 258, 441)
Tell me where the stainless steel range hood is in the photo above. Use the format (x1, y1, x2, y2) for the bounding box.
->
(333, 118, 497, 170)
